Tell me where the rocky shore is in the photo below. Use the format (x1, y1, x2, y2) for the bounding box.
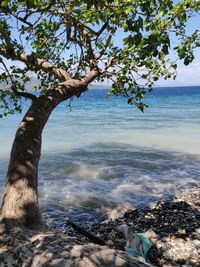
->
(0, 226, 152, 267)
(0, 186, 199, 266)
(67, 186, 200, 266)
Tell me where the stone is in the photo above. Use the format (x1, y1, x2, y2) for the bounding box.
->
(70, 245, 84, 258)
(77, 257, 96, 267)
(195, 228, 200, 235)
(0, 227, 152, 267)
(193, 239, 200, 248)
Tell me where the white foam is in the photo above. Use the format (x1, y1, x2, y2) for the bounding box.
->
(67, 164, 111, 180)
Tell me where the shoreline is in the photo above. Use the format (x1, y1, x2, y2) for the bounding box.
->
(0, 186, 199, 266)
(65, 185, 200, 266)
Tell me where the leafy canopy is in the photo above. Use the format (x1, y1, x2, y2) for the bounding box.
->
(0, 0, 199, 117)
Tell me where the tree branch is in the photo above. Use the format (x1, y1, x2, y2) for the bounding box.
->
(68, 220, 106, 246)
(0, 47, 71, 82)
(81, 69, 100, 84)
(11, 84, 37, 101)
(0, 59, 37, 101)
(96, 23, 109, 37)
(104, 56, 115, 71)
(84, 30, 96, 66)
(5, 10, 33, 28)
(95, 26, 116, 59)
(55, 10, 98, 36)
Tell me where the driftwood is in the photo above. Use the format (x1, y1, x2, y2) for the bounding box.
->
(68, 220, 106, 246)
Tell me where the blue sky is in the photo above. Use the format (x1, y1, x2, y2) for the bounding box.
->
(156, 13, 200, 86)
(1, 4, 200, 87)
(156, 54, 200, 86)
(112, 11, 200, 87)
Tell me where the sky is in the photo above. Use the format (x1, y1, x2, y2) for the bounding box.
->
(112, 11, 200, 87)
(156, 13, 200, 87)
(1, 3, 200, 87)
(156, 54, 200, 86)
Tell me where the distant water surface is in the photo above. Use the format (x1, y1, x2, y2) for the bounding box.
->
(0, 86, 200, 228)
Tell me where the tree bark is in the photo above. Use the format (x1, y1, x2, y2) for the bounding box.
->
(0, 79, 88, 230)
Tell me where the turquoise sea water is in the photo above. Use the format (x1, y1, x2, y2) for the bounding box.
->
(0, 86, 200, 225)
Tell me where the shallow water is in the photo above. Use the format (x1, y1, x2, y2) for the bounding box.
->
(0, 86, 200, 227)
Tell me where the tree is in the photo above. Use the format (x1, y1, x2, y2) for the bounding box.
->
(0, 0, 199, 230)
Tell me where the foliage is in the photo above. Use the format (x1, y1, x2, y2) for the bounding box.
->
(0, 0, 199, 117)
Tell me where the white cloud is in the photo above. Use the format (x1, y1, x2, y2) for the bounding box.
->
(156, 55, 200, 87)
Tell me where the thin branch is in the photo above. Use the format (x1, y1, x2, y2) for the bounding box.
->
(1, 60, 13, 81)
(68, 220, 106, 246)
(0, 65, 6, 72)
(2, 1, 55, 28)
(60, 19, 96, 68)
(95, 26, 116, 60)
(11, 13, 33, 27)
(1, 60, 37, 101)
(54, 10, 98, 36)
(96, 23, 109, 37)
(11, 84, 37, 100)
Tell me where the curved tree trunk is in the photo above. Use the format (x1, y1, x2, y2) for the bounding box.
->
(0, 73, 97, 230)
(0, 96, 57, 230)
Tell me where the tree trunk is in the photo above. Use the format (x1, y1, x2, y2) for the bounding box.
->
(0, 96, 57, 230)
(0, 74, 96, 230)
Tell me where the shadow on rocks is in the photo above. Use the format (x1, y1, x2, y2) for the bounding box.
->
(0, 222, 152, 267)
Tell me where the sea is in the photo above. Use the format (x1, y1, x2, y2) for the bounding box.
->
(0, 86, 200, 229)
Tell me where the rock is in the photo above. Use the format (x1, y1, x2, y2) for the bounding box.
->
(2, 186, 199, 266)
(144, 229, 157, 239)
(88, 186, 200, 266)
(0, 227, 152, 267)
(177, 228, 186, 235)
(195, 228, 200, 235)
(193, 239, 200, 248)
(70, 245, 84, 258)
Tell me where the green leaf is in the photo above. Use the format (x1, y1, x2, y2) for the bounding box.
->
(162, 44, 169, 55)
(127, 98, 133, 104)
(0, 0, 199, 116)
